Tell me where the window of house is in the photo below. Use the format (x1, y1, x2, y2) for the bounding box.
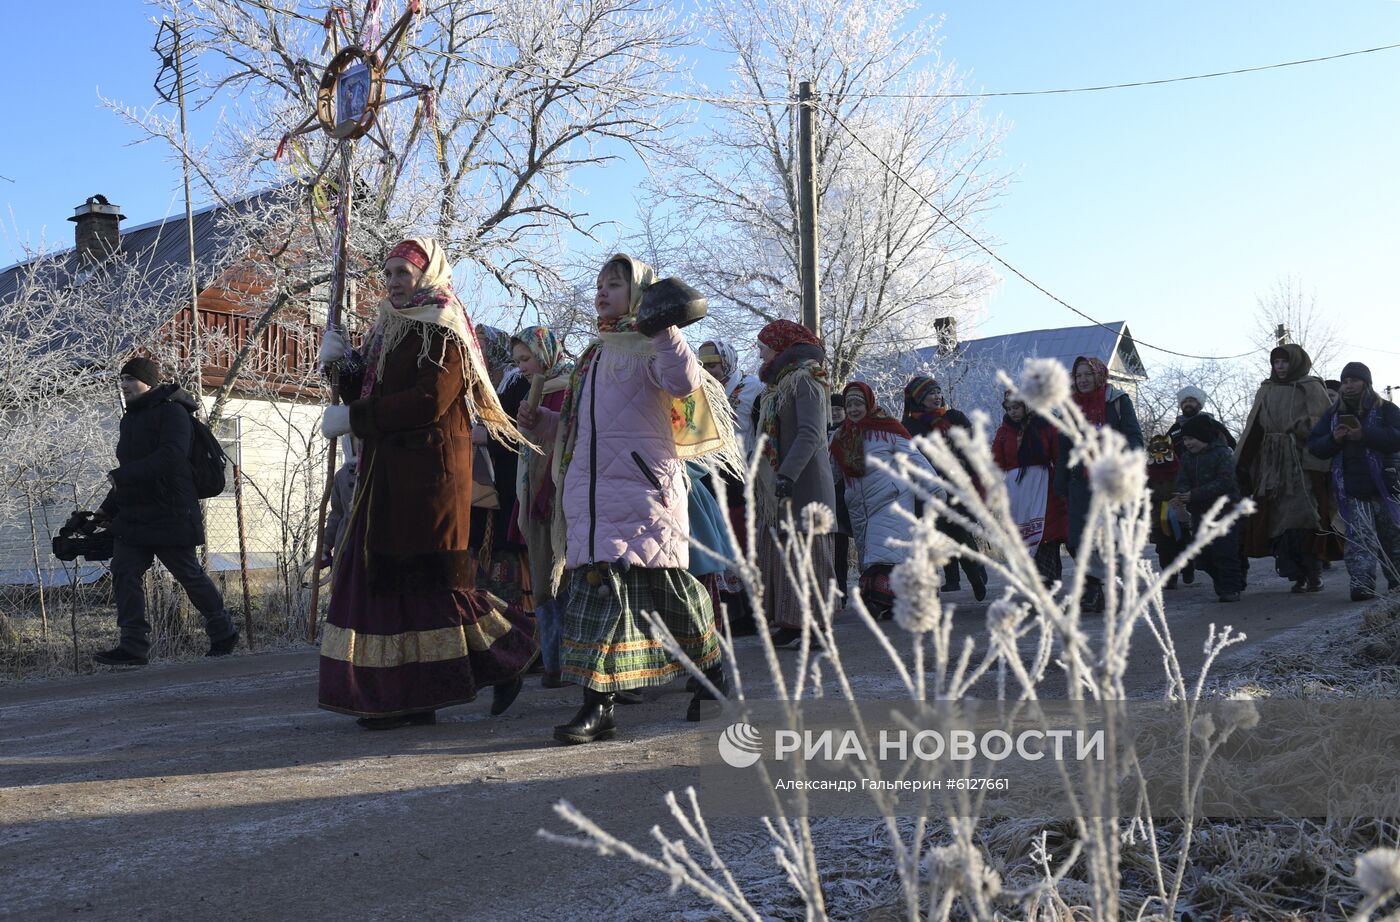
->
(215, 416, 241, 496)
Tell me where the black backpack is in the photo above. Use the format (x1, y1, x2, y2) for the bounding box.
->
(188, 414, 228, 499)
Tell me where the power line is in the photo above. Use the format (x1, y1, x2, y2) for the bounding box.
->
(819, 102, 1261, 362)
(415, 48, 795, 107)
(416, 40, 1400, 108)
(844, 41, 1400, 99)
(1340, 341, 1400, 358)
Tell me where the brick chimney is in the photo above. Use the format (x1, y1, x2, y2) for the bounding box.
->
(68, 194, 126, 265)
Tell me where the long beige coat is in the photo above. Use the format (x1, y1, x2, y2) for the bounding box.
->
(1235, 343, 1338, 538)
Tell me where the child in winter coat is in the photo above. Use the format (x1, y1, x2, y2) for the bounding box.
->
(517, 254, 740, 744)
(1146, 434, 1194, 589)
(1172, 415, 1246, 602)
(509, 326, 573, 687)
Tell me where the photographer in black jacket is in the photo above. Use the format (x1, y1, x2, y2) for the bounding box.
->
(91, 357, 238, 666)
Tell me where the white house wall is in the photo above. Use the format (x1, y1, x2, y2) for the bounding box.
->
(200, 395, 326, 572)
(0, 395, 326, 585)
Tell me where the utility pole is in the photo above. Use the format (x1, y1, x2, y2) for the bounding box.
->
(798, 81, 819, 335)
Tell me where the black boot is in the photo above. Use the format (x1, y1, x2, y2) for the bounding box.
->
(1081, 577, 1105, 615)
(553, 689, 616, 744)
(93, 647, 148, 667)
(968, 563, 988, 602)
(686, 667, 728, 722)
(490, 676, 524, 716)
(942, 561, 962, 592)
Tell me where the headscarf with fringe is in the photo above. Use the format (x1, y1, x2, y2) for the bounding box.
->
(699, 340, 739, 383)
(362, 237, 531, 449)
(831, 380, 910, 479)
(511, 325, 573, 380)
(513, 325, 574, 541)
(546, 255, 742, 587)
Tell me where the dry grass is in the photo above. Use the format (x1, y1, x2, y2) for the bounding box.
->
(696, 594, 1400, 921)
(0, 568, 323, 683)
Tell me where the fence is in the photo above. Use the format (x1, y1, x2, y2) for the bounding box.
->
(0, 461, 330, 680)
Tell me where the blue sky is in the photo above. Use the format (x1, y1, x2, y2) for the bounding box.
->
(3, 1, 1397, 389)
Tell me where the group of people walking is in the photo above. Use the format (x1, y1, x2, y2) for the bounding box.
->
(999, 346, 1398, 610)
(314, 242, 789, 741)
(265, 235, 1400, 738)
(91, 235, 1397, 741)
(305, 238, 998, 739)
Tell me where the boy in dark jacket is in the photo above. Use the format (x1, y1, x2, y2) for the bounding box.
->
(1306, 362, 1400, 601)
(92, 357, 238, 666)
(1172, 415, 1246, 602)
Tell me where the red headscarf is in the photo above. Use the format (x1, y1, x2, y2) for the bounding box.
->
(830, 381, 911, 478)
(386, 240, 431, 272)
(1071, 356, 1109, 426)
(758, 319, 824, 382)
(759, 319, 821, 353)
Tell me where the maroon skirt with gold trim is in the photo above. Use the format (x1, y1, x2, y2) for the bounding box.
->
(318, 514, 538, 718)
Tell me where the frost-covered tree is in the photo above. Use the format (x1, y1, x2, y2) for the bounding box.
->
(1252, 275, 1340, 376)
(132, 0, 686, 300)
(642, 0, 1009, 383)
(0, 246, 185, 653)
(1132, 358, 1258, 440)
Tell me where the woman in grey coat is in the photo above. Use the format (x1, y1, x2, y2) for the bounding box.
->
(753, 320, 836, 648)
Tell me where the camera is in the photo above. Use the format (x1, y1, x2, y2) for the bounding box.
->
(52, 511, 114, 562)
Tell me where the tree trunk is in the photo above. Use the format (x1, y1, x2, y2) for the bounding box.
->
(25, 495, 49, 642)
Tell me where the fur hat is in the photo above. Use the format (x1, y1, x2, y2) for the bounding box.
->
(1176, 385, 1208, 407)
(1340, 362, 1372, 386)
(1180, 414, 1218, 443)
(119, 356, 161, 387)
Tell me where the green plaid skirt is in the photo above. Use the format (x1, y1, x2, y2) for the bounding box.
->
(560, 566, 720, 692)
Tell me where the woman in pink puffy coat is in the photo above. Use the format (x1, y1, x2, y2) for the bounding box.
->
(518, 254, 728, 744)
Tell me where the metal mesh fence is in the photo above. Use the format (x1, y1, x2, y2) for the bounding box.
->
(0, 463, 329, 679)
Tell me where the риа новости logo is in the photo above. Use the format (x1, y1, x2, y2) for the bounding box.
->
(718, 722, 763, 768)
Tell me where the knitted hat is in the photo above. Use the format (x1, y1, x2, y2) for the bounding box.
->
(1340, 361, 1372, 386)
(830, 392, 847, 411)
(1180, 414, 1217, 443)
(1176, 385, 1208, 407)
(905, 376, 940, 408)
(119, 356, 161, 387)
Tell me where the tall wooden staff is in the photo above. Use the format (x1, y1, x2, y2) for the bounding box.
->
(273, 2, 430, 642)
(306, 144, 354, 642)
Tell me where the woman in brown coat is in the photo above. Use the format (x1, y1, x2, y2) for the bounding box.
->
(317, 237, 538, 729)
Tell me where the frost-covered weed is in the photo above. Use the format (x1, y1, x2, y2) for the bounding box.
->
(541, 359, 1394, 922)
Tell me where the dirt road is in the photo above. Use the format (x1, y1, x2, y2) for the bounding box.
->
(0, 574, 1364, 921)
